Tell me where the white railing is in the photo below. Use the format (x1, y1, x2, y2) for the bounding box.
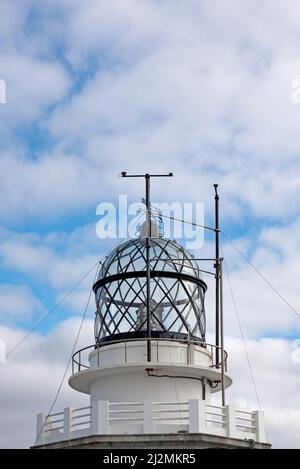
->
(35, 400, 267, 445)
(37, 405, 92, 443)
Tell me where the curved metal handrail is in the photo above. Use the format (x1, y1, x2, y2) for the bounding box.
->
(71, 337, 228, 374)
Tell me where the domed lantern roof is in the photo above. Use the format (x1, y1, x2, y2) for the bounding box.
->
(93, 235, 207, 345)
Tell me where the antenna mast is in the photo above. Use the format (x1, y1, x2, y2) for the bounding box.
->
(121, 172, 173, 362)
(214, 184, 220, 367)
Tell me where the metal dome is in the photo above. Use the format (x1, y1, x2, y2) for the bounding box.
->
(93, 237, 207, 344)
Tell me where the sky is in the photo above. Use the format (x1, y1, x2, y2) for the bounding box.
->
(0, 0, 300, 449)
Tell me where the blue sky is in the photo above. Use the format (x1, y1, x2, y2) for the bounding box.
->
(1, 0, 300, 448)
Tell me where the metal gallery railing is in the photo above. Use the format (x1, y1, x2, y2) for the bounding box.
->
(71, 337, 228, 374)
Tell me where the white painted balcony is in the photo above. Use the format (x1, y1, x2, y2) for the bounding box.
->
(35, 400, 267, 446)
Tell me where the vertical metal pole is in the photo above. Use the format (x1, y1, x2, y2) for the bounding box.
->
(121, 172, 173, 361)
(145, 174, 152, 362)
(214, 184, 220, 367)
(220, 259, 225, 406)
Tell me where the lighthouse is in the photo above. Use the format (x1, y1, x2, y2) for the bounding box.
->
(33, 176, 270, 449)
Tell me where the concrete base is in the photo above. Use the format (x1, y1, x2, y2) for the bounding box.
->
(32, 433, 271, 450)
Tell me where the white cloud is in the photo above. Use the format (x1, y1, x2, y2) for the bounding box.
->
(1, 1, 300, 223)
(0, 54, 70, 125)
(0, 227, 104, 290)
(0, 151, 116, 222)
(42, 0, 300, 222)
(217, 225, 300, 338)
(0, 319, 93, 448)
(0, 284, 44, 323)
(221, 336, 300, 448)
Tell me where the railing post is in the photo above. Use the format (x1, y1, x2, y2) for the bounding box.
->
(187, 342, 194, 365)
(188, 399, 206, 433)
(63, 407, 73, 440)
(91, 400, 109, 434)
(254, 410, 267, 443)
(143, 400, 154, 433)
(225, 405, 237, 438)
(36, 413, 44, 445)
